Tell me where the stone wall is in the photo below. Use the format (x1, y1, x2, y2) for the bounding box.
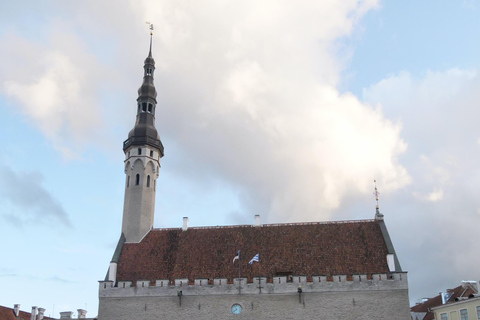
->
(98, 273, 410, 319)
(99, 289, 410, 320)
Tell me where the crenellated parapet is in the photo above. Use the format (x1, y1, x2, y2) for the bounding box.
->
(99, 272, 408, 298)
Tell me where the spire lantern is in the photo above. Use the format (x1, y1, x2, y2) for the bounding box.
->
(123, 32, 164, 157)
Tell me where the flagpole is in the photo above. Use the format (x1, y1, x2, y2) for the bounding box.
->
(238, 252, 241, 294)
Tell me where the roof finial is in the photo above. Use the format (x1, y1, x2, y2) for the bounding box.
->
(373, 180, 384, 220)
(145, 22, 154, 54)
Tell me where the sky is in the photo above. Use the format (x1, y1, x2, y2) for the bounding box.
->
(1, 0, 480, 317)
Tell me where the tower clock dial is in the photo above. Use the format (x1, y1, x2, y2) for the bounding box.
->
(231, 304, 242, 315)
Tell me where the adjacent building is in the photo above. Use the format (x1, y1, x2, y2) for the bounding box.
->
(0, 305, 90, 320)
(432, 295, 480, 320)
(411, 281, 478, 320)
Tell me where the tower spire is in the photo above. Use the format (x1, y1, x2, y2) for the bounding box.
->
(121, 33, 164, 243)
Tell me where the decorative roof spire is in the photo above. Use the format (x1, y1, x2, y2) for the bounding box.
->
(145, 22, 154, 65)
(374, 180, 384, 220)
(123, 27, 164, 156)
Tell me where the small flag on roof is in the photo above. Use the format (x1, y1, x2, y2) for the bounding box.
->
(249, 253, 259, 264)
(233, 250, 240, 264)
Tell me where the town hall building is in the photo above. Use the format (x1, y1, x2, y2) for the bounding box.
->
(97, 36, 411, 320)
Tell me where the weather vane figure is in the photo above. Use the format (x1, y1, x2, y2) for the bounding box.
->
(145, 21, 154, 35)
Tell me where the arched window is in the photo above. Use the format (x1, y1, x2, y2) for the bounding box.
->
(135, 174, 140, 185)
(147, 175, 150, 187)
(138, 148, 141, 155)
(127, 176, 130, 187)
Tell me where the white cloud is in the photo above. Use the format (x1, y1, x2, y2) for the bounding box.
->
(413, 188, 444, 202)
(0, 30, 109, 159)
(121, 0, 410, 221)
(0, 0, 412, 222)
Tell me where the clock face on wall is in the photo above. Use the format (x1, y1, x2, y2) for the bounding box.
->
(231, 304, 242, 315)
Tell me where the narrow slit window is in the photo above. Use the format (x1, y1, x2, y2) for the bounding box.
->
(150, 150, 153, 157)
(147, 175, 150, 187)
(135, 174, 140, 186)
(138, 148, 141, 155)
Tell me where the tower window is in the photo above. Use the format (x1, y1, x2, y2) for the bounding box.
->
(142, 102, 147, 112)
(135, 174, 140, 186)
(147, 175, 150, 187)
(127, 176, 130, 187)
(148, 103, 153, 113)
(138, 148, 141, 155)
(150, 150, 153, 157)
(146, 68, 153, 76)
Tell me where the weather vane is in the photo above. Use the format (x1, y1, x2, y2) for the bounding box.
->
(145, 21, 154, 35)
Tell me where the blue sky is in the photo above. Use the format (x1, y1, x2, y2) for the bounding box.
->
(1, 0, 480, 316)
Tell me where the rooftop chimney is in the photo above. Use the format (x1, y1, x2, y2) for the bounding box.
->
(30, 307, 37, 320)
(182, 217, 189, 231)
(37, 308, 45, 320)
(387, 254, 395, 272)
(254, 215, 261, 227)
(108, 262, 117, 285)
(13, 304, 20, 317)
(77, 309, 87, 319)
(60, 311, 73, 320)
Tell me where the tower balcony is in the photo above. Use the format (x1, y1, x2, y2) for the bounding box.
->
(123, 136, 164, 156)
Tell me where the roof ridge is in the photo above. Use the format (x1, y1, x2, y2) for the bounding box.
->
(151, 219, 377, 231)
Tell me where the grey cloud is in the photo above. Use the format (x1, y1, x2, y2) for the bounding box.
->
(0, 164, 71, 227)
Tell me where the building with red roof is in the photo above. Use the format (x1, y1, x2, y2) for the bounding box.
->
(411, 281, 478, 320)
(97, 36, 411, 320)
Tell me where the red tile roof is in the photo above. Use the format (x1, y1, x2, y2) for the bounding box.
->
(116, 219, 391, 285)
(0, 306, 53, 320)
(410, 284, 478, 320)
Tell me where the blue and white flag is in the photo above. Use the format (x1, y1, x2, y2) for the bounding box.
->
(233, 250, 240, 264)
(249, 253, 259, 265)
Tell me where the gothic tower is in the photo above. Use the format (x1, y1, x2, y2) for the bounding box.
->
(121, 36, 164, 243)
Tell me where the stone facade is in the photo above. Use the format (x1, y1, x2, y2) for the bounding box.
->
(99, 273, 410, 319)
